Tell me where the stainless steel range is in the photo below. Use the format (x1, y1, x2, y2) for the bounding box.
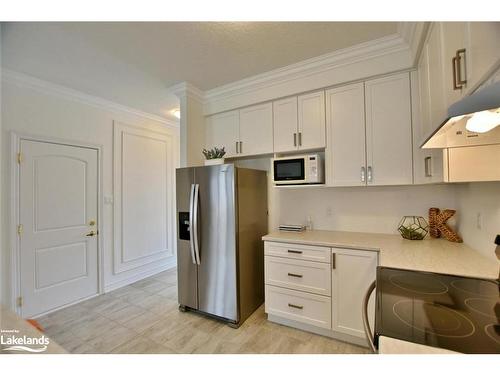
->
(374, 267, 500, 353)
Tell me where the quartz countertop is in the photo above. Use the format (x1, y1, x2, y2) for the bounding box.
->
(378, 336, 457, 354)
(0, 305, 66, 354)
(262, 230, 499, 279)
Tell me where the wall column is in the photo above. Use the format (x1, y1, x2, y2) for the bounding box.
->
(169, 82, 205, 167)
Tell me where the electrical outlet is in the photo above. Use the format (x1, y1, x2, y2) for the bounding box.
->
(476, 212, 482, 230)
(326, 206, 332, 217)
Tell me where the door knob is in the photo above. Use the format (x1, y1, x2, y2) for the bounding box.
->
(89, 220, 96, 226)
(86, 230, 98, 237)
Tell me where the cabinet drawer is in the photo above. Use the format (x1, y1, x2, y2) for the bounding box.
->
(265, 285, 331, 329)
(265, 256, 331, 296)
(264, 241, 331, 263)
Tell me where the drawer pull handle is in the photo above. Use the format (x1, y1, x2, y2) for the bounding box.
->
(287, 250, 303, 254)
(287, 273, 303, 278)
(288, 303, 303, 310)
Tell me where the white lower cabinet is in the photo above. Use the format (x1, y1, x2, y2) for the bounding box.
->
(264, 240, 378, 346)
(331, 248, 378, 339)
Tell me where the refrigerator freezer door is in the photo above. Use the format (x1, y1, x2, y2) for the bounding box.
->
(176, 167, 198, 310)
(195, 164, 238, 322)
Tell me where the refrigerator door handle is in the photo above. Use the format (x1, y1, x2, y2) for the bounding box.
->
(188, 184, 197, 265)
(193, 184, 201, 265)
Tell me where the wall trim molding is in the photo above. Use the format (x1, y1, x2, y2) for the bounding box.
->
(398, 22, 430, 65)
(2, 68, 180, 128)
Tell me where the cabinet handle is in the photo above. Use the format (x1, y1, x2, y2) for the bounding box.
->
(452, 56, 460, 90)
(287, 273, 303, 278)
(367, 166, 373, 183)
(332, 253, 336, 269)
(361, 166, 366, 183)
(298, 132, 302, 146)
(287, 249, 302, 254)
(236, 141, 239, 154)
(453, 49, 467, 90)
(293, 133, 297, 147)
(239, 141, 243, 154)
(288, 303, 303, 310)
(456, 49, 467, 86)
(424, 156, 432, 177)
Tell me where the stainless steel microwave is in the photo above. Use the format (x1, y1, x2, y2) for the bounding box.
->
(273, 154, 324, 185)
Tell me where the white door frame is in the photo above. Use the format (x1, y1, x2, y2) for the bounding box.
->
(10, 132, 104, 316)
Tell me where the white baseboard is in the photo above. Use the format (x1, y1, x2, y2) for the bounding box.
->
(267, 313, 369, 348)
(104, 259, 177, 293)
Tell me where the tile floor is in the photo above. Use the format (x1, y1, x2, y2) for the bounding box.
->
(38, 268, 370, 354)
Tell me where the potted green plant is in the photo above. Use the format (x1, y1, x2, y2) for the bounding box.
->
(202, 146, 226, 165)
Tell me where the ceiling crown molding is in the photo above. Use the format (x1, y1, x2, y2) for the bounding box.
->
(2, 68, 180, 127)
(398, 22, 430, 65)
(167, 81, 205, 102)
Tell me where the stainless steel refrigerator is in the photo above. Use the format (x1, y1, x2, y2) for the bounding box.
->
(176, 164, 267, 327)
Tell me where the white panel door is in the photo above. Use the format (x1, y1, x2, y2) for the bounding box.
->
(297, 91, 326, 150)
(365, 73, 413, 186)
(331, 248, 378, 339)
(205, 110, 239, 158)
(114, 123, 175, 274)
(239, 102, 273, 156)
(19, 140, 98, 317)
(325, 83, 366, 187)
(273, 96, 298, 153)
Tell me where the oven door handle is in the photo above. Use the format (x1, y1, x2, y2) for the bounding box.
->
(362, 280, 377, 353)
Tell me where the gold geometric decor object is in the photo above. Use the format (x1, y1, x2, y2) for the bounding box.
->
(428, 207, 463, 243)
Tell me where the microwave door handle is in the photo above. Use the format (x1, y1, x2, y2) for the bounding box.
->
(193, 184, 201, 265)
(188, 184, 197, 265)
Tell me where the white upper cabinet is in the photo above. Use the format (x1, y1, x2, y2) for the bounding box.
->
(205, 110, 239, 158)
(365, 72, 413, 186)
(273, 96, 299, 153)
(239, 102, 274, 156)
(325, 83, 366, 187)
(467, 22, 500, 90)
(297, 91, 326, 150)
(411, 71, 444, 185)
(440, 22, 469, 107)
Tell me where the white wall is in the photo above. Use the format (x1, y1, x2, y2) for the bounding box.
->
(274, 184, 458, 234)
(1, 75, 179, 308)
(456, 182, 500, 260)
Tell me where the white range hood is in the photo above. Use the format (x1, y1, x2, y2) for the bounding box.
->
(422, 81, 500, 149)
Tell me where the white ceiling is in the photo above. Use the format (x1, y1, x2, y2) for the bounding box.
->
(1, 22, 399, 119)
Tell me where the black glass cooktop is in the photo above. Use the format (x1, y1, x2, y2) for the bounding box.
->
(375, 267, 500, 354)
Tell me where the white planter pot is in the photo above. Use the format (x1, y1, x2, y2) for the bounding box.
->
(204, 158, 225, 166)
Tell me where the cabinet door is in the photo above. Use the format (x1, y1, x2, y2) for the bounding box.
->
(365, 73, 413, 186)
(297, 91, 326, 150)
(411, 71, 443, 184)
(325, 83, 366, 187)
(273, 96, 298, 153)
(467, 22, 500, 90)
(426, 23, 447, 131)
(239, 102, 274, 156)
(440, 22, 468, 106)
(205, 110, 240, 158)
(331, 248, 377, 339)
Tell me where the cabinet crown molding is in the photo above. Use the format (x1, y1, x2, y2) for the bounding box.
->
(167, 81, 205, 103)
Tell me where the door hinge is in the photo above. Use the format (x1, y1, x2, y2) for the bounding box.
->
(17, 296, 23, 307)
(17, 152, 24, 164)
(17, 224, 23, 235)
